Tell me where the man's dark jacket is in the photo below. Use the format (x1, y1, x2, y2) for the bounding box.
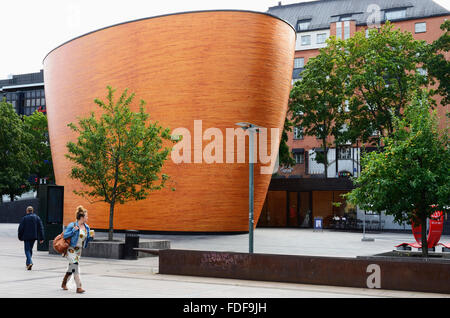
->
(18, 213, 45, 241)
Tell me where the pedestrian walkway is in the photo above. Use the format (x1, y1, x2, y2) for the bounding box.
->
(1, 224, 449, 298)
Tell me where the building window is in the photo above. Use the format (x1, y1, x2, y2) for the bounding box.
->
(385, 9, 406, 21)
(294, 152, 304, 164)
(338, 147, 352, 160)
(301, 35, 311, 46)
(294, 126, 304, 140)
(344, 21, 350, 39)
(315, 124, 326, 140)
(340, 14, 353, 21)
(294, 57, 305, 69)
(336, 22, 342, 39)
(415, 22, 426, 33)
(296, 19, 311, 32)
(342, 100, 349, 112)
(317, 33, 327, 44)
(417, 67, 428, 77)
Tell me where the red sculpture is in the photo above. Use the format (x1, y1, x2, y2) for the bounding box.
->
(396, 210, 450, 250)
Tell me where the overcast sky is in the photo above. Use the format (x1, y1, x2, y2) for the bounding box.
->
(1, 0, 448, 79)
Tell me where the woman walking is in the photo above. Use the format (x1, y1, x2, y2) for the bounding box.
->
(61, 205, 94, 293)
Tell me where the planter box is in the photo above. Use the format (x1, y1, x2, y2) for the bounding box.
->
(49, 239, 170, 259)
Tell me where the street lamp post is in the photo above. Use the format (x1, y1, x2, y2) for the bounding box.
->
(236, 122, 261, 254)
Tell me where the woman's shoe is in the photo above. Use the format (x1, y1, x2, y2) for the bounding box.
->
(76, 287, 85, 294)
(27, 264, 33, 270)
(61, 273, 71, 290)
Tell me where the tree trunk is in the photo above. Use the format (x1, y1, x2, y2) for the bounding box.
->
(9, 194, 14, 202)
(421, 216, 428, 258)
(108, 201, 115, 241)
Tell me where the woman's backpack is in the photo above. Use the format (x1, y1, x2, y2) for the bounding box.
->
(53, 232, 70, 255)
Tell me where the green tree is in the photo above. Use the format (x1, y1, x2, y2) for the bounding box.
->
(66, 86, 176, 241)
(335, 22, 431, 145)
(289, 44, 347, 178)
(345, 91, 450, 257)
(0, 99, 32, 202)
(425, 20, 450, 106)
(23, 110, 54, 190)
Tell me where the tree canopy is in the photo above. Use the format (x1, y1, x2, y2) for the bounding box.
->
(279, 21, 448, 170)
(0, 99, 32, 201)
(66, 86, 176, 240)
(345, 91, 449, 257)
(335, 22, 430, 145)
(288, 43, 347, 177)
(23, 110, 54, 188)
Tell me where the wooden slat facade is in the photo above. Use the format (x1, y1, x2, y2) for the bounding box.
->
(43, 11, 296, 232)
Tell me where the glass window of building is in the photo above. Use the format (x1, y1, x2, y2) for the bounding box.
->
(296, 19, 311, 32)
(417, 68, 428, 76)
(294, 57, 305, 69)
(344, 21, 350, 39)
(339, 100, 350, 113)
(317, 33, 327, 44)
(338, 147, 352, 160)
(385, 9, 406, 21)
(415, 22, 426, 33)
(301, 35, 311, 46)
(294, 126, 304, 140)
(340, 14, 353, 21)
(336, 22, 342, 39)
(294, 152, 304, 164)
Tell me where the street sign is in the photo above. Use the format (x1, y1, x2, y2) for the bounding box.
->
(314, 217, 323, 232)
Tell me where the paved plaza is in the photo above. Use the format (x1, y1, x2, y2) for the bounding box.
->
(1, 223, 449, 298)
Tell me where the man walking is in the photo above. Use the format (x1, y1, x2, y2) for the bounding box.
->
(18, 206, 45, 270)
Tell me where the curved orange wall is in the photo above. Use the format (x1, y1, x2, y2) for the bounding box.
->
(43, 10, 295, 232)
